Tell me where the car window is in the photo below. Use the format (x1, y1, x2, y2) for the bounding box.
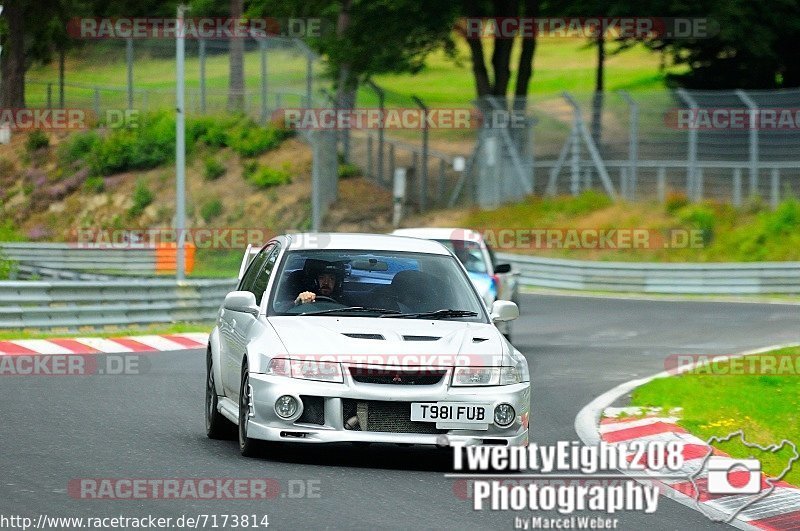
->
(238, 243, 274, 295)
(268, 249, 487, 321)
(251, 243, 280, 305)
(433, 239, 488, 274)
(486, 243, 498, 270)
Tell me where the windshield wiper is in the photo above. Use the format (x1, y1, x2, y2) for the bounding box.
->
(302, 306, 402, 316)
(380, 308, 479, 319)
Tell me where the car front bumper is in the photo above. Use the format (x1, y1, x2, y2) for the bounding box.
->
(244, 370, 530, 447)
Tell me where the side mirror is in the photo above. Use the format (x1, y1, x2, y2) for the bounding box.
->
(223, 291, 259, 317)
(490, 300, 519, 323)
(494, 263, 511, 274)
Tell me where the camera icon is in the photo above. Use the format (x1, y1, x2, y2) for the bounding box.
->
(707, 457, 762, 495)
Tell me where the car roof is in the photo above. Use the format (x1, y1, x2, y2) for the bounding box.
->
(391, 227, 484, 243)
(283, 232, 452, 255)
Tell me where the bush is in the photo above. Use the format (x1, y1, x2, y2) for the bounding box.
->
(25, 130, 50, 152)
(677, 204, 716, 245)
(128, 179, 154, 218)
(203, 157, 226, 181)
(188, 115, 236, 148)
(765, 197, 800, 235)
(200, 198, 224, 222)
(245, 163, 292, 189)
(58, 131, 100, 165)
(228, 126, 288, 157)
(0, 219, 23, 241)
(338, 163, 360, 179)
(84, 175, 105, 193)
(665, 192, 690, 214)
(90, 112, 175, 176)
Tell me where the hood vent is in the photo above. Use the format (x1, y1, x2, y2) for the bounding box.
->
(402, 335, 441, 342)
(342, 333, 385, 340)
(472, 337, 489, 343)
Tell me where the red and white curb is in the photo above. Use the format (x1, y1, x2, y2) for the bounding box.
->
(575, 343, 800, 530)
(0, 333, 209, 355)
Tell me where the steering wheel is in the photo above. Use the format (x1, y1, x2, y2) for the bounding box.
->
(312, 296, 339, 304)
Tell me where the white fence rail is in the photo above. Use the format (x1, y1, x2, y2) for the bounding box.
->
(500, 253, 800, 294)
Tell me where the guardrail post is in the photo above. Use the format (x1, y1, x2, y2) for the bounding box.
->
(389, 142, 395, 187)
(696, 167, 704, 201)
(305, 51, 314, 108)
(366, 80, 385, 185)
(260, 40, 268, 123)
(199, 39, 206, 114)
(570, 116, 581, 196)
(412, 95, 429, 212)
(657, 167, 666, 203)
(367, 134, 373, 179)
(736, 90, 759, 199)
(771, 168, 780, 209)
(677, 89, 699, 202)
(618, 91, 639, 200)
(620, 167, 628, 198)
(93, 88, 100, 117)
(126, 37, 134, 110)
(437, 158, 446, 205)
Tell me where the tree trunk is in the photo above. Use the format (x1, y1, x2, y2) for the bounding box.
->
(512, 0, 538, 153)
(227, 0, 245, 112)
(514, 0, 539, 108)
(1, 0, 26, 108)
(58, 48, 65, 107)
(335, 0, 354, 163)
(466, 36, 491, 98)
(591, 31, 605, 146)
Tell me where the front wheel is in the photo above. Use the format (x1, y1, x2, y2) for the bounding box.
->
(238, 359, 260, 457)
(206, 349, 234, 439)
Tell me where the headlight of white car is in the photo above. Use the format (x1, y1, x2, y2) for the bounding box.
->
(267, 358, 344, 383)
(452, 366, 523, 386)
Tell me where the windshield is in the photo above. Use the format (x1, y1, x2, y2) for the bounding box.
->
(268, 249, 488, 321)
(433, 239, 488, 274)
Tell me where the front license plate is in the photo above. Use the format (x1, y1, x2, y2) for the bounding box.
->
(410, 402, 491, 423)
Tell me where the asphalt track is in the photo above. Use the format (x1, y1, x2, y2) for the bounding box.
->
(2, 294, 799, 530)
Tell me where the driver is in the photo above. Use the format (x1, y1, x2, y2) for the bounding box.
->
(295, 262, 344, 305)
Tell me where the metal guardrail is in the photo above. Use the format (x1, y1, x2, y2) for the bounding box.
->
(499, 253, 800, 294)
(11, 264, 117, 281)
(0, 278, 236, 330)
(0, 242, 195, 275)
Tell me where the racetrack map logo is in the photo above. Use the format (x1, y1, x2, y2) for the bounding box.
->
(689, 431, 799, 523)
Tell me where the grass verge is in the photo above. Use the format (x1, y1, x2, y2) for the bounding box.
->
(630, 346, 800, 485)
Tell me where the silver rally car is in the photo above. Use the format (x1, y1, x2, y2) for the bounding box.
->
(206, 233, 530, 456)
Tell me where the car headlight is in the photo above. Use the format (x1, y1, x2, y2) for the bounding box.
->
(267, 358, 343, 383)
(452, 366, 522, 386)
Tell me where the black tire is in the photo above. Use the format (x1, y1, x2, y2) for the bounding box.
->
(206, 348, 235, 440)
(238, 359, 260, 457)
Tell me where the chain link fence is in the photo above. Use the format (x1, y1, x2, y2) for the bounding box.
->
(25, 38, 800, 220)
(25, 36, 340, 230)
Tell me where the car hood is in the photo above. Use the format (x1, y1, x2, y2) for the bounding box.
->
(266, 316, 513, 366)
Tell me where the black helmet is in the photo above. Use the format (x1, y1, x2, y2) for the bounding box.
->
(303, 259, 345, 295)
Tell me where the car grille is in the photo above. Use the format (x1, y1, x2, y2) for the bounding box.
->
(342, 399, 445, 434)
(296, 395, 325, 425)
(349, 367, 447, 385)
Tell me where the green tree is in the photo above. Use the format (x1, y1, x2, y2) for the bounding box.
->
(627, 0, 800, 89)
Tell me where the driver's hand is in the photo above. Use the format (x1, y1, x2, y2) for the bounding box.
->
(295, 291, 316, 305)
